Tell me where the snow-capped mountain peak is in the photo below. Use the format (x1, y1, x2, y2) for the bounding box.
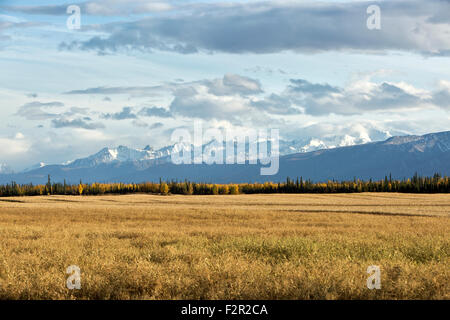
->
(18, 129, 398, 171)
(4, 130, 449, 184)
(68, 145, 160, 168)
(22, 162, 45, 173)
(339, 134, 357, 147)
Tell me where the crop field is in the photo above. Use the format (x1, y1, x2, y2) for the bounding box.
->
(0, 193, 448, 300)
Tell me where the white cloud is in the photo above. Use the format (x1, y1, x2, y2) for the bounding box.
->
(0, 134, 30, 156)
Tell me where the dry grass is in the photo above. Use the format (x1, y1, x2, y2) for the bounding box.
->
(0, 193, 448, 300)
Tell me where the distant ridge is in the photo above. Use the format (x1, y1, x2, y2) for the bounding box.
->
(0, 130, 449, 184)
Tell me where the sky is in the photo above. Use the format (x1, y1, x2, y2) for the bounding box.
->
(0, 0, 449, 171)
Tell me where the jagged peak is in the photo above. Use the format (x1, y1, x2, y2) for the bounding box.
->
(19, 130, 450, 172)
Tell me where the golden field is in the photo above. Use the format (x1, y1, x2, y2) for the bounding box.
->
(0, 193, 448, 300)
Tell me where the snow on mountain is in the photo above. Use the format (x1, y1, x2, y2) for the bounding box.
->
(3, 130, 449, 185)
(383, 131, 450, 153)
(66, 143, 196, 169)
(18, 129, 396, 171)
(279, 129, 391, 154)
(22, 162, 46, 173)
(68, 146, 160, 168)
(157, 142, 192, 157)
(300, 139, 329, 153)
(64, 130, 446, 170)
(339, 135, 357, 147)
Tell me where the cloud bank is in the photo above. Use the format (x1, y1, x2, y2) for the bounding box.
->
(53, 0, 450, 56)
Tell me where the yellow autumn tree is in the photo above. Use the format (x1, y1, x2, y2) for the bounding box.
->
(230, 185, 239, 195)
(188, 183, 194, 195)
(160, 183, 169, 195)
(78, 184, 84, 196)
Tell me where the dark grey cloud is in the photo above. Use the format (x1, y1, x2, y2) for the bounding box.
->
(166, 75, 448, 119)
(65, 85, 165, 96)
(2, 1, 174, 16)
(57, 0, 450, 56)
(64, 73, 449, 122)
(15, 102, 103, 132)
(138, 106, 172, 118)
(164, 75, 264, 123)
(288, 79, 340, 97)
(431, 84, 450, 109)
(204, 74, 263, 96)
(282, 78, 441, 115)
(132, 119, 164, 129)
(51, 118, 105, 130)
(250, 93, 300, 115)
(137, 77, 444, 120)
(64, 107, 90, 116)
(65, 74, 261, 97)
(245, 66, 288, 75)
(65, 74, 263, 122)
(149, 122, 164, 130)
(101, 106, 137, 120)
(2, 5, 67, 15)
(363, 83, 423, 110)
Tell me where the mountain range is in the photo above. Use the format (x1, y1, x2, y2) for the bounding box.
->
(0, 130, 449, 184)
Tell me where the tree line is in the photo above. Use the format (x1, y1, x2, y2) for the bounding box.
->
(0, 173, 448, 197)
